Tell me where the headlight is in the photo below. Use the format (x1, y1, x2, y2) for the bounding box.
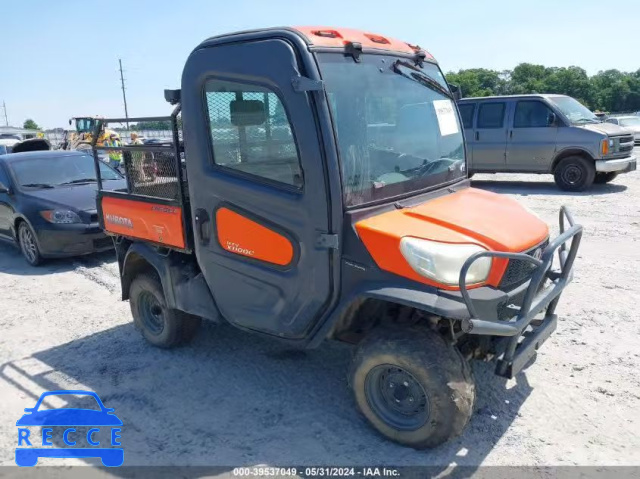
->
(40, 209, 82, 224)
(399, 238, 492, 286)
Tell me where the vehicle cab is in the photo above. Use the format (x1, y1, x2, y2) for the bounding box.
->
(94, 27, 583, 449)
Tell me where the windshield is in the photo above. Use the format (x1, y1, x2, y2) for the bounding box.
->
(10, 154, 121, 188)
(619, 117, 640, 127)
(75, 118, 96, 133)
(549, 96, 599, 124)
(318, 53, 466, 207)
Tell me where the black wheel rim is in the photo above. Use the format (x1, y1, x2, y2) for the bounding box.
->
(138, 291, 165, 335)
(562, 165, 583, 185)
(364, 364, 430, 431)
(19, 226, 38, 264)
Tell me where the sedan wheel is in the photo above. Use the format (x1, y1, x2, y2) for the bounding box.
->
(18, 223, 42, 266)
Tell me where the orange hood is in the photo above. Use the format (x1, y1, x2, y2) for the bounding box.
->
(355, 188, 549, 289)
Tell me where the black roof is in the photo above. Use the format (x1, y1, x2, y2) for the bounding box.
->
(0, 150, 88, 163)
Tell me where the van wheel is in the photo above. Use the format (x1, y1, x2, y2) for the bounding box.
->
(350, 327, 475, 449)
(129, 273, 201, 348)
(594, 172, 618, 184)
(553, 156, 595, 191)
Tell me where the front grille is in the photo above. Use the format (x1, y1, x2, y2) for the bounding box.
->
(616, 134, 634, 154)
(499, 238, 549, 290)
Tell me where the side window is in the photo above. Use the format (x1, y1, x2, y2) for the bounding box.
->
(458, 103, 475, 129)
(204, 79, 303, 188)
(514, 101, 554, 128)
(477, 102, 505, 129)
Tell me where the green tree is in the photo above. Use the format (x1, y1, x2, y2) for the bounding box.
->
(23, 119, 40, 130)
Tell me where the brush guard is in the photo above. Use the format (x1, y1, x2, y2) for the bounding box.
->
(458, 206, 582, 378)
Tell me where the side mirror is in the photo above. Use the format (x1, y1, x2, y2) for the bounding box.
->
(230, 99, 267, 127)
(547, 112, 557, 126)
(449, 83, 462, 102)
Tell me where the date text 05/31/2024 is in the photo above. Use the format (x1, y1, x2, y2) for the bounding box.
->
(232, 467, 400, 477)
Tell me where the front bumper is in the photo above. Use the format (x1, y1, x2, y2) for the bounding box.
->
(458, 206, 583, 378)
(36, 223, 114, 257)
(595, 155, 636, 173)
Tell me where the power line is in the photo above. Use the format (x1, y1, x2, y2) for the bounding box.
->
(119, 59, 129, 129)
(1, 101, 8, 126)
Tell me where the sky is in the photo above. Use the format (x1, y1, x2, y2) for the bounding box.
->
(0, 0, 637, 129)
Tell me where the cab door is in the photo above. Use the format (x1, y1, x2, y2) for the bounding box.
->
(181, 38, 333, 339)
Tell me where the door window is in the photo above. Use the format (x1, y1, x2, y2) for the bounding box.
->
(514, 101, 554, 128)
(204, 79, 303, 188)
(477, 102, 505, 129)
(458, 103, 475, 129)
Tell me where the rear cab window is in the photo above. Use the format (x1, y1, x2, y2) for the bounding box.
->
(477, 102, 506, 129)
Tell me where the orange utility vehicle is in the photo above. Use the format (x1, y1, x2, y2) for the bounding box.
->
(92, 27, 582, 448)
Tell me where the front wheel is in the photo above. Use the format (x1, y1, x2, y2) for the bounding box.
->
(129, 273, 201, 348)
(594, 172, 618, 184)
(350, 327, 475, 449)
(18, 222, 42, 266)
(553, 156, 595, 191)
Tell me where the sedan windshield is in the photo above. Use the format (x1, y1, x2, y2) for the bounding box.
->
(318, 54, 466, 207)
(549, 96, 599, 124)
(10, 154, 121, 188)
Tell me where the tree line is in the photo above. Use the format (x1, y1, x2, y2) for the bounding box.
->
(445, 63, 640, 113)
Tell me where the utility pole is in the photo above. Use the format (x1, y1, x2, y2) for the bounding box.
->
(1, 101, 8, 126)
(118, 59, 130, 129)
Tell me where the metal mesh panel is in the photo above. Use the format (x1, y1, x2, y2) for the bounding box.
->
(121, 147, 181, 200)
(499, 239, 550, 290)
(205, 81, 302, 187)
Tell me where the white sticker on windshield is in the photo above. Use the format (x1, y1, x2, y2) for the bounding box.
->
(433, 99, 459, 136)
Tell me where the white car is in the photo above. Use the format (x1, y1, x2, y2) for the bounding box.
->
(0, 134, 22, 153)
(606, 116, 640, 146)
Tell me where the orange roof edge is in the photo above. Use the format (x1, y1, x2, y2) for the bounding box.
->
(292, 26, 435, 60)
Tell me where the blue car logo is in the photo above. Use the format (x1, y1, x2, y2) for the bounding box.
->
(16, 390, 123, 467)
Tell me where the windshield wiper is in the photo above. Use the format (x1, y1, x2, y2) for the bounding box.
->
(21, 183, 55, 189)
(59, 178, 97, 185)
(392, 60, 453, 99)
(574, 118, 599, 124)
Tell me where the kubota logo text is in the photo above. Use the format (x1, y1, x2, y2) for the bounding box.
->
(105, 214, 133, 229)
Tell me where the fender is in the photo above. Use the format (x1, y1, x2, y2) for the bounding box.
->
(306, 279, 471, 348)
(551, 147, 595, 172)
(120, 241, 221, 322)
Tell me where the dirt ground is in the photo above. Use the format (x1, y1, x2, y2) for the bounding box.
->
(1, 156, 639, 470)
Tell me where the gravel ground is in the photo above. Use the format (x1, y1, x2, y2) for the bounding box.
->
(1, 154, 639, 470)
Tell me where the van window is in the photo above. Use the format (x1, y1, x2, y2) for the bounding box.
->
(477, 103, 505, 129)
(204, 79, 303, 189)
(458, 103, 475, 129)
(514, 101, 553, 128)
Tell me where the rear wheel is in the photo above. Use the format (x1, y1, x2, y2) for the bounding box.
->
(594, 172, 618, 184)
(129, 273, 201, 348)
(553, 156, 595, 191)
(18, 222, 42, 266)
(350, 327, 475, 449)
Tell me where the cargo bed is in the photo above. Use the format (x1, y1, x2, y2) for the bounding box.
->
(91, 110, 192, 252)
